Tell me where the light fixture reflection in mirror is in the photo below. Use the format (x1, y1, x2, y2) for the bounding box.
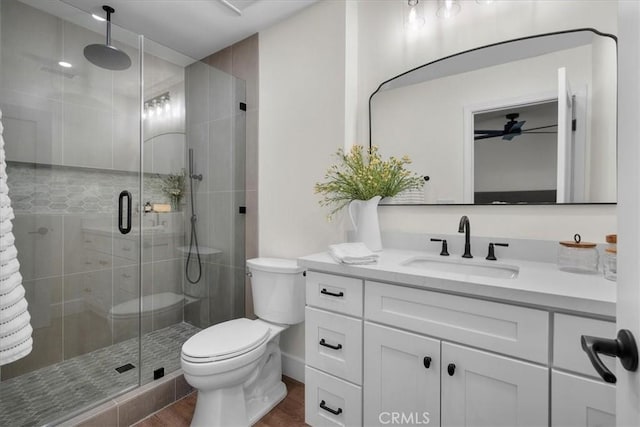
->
(437, 0, 461, 19)
(405, 0, 426, 30)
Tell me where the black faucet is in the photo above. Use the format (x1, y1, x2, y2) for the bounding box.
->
(458, 215, 472, 258)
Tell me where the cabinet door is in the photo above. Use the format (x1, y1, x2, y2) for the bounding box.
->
(552, 370, 615, 427)
(442, 342, 548, 427)
(364, 322, 440, 427)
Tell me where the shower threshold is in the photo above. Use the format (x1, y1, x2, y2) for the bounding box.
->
(0, 322, 200, 427)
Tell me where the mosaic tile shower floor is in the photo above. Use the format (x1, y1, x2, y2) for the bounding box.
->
(0, 322, 200, 427)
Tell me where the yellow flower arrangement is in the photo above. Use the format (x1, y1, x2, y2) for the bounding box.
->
(315, 145, 424, 217)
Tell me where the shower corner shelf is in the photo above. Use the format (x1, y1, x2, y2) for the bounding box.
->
(177, 246, 222, 256)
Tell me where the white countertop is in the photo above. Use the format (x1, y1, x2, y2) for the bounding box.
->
(298, 249, 616, 318)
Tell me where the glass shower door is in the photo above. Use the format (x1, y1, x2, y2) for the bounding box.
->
(0, 0, 143, 424)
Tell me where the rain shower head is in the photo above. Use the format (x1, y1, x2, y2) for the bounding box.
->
(84, 5, 131, 71)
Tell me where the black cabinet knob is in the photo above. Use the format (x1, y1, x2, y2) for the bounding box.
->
(447, 363, 456, 376)
(423, 356, 432, 369)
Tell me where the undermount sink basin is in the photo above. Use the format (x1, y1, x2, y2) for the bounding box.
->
(401, 256, 519, 279)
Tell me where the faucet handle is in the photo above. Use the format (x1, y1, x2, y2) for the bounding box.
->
(486, 242, 509, 261)
(430, 238, 450, 256)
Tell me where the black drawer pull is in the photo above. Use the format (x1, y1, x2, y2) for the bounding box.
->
(423, 356, 432, 369)
(319, 400, 342, 415)
(448, 363, 456, 376)
(321, 288, 344, 298)
(319, 339, 342, 350)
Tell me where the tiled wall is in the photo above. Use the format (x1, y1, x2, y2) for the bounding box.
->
(202, 34, 259, 319)
(6, 162, 167, 214)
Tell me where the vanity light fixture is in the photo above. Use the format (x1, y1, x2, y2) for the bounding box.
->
(143, 92, 171, 121)
(404, 0, 426, 29)
(58, 61, 72, 68)
(436, 0, 461, 19)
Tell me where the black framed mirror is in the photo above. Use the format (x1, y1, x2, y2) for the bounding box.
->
(369, 28, 617, 206)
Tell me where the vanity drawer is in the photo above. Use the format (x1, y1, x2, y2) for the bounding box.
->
(306, 307, 363, 384)
(554, 313, 616, 379)
(551, 370, 615, 426)
(305, 366, 362, 427)
(365, 281, 549, 363)
(306, 271, 363, 317)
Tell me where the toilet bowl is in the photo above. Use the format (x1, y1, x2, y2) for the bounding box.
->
(180, 258, 305, 427)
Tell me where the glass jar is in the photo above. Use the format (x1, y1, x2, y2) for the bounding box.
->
(558, 234, 599, 274)
(603, 247, 617, 281)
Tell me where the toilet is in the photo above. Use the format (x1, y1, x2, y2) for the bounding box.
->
(180, 258, 305, 427)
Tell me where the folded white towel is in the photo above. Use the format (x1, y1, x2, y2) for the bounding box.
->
(0, 218, 13, 234)
(0, 231, 14, 251)
(0, 311, 31, 337)
(0, 245, 17, 265)
(0, 272, 22, 295)
(0, 324, 32, 352)
(0, 298, 28, 324)
(0, 283, 25, 309)
(328, 242, 379, 265)
(0, 337, 32, 366)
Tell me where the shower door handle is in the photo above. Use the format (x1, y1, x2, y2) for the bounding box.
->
(118, 190, 132, 234)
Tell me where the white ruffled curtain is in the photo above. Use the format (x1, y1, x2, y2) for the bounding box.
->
(0, 109, 33, 365)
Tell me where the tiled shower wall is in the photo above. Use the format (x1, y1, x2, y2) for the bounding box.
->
(6, 162, 166, 214)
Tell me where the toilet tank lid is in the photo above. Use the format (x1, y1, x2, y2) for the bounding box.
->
(247, 258, 305, 274)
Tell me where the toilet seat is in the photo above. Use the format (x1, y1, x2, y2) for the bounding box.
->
(182, 318, 270, 364)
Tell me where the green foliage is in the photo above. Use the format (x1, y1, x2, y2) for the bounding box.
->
(315, 145, 424, 218)
(161, 169, 186, 205)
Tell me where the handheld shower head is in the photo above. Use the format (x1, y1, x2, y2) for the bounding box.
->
(188, 149, 203, 181)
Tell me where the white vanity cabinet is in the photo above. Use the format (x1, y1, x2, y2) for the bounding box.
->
(363, 282, 548, 427)
(302, 267, 616, 427)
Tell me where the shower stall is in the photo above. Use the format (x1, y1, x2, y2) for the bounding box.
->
(0, 1, 247, 425)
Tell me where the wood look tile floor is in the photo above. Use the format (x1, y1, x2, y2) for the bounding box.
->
(133, 376, 306, 427)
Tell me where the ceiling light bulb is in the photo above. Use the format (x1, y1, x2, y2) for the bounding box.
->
(91, 13, 106, 22)
(58, 61, 72, 68)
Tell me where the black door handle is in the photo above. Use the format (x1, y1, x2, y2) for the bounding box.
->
(581, 329, 638, 384)
(319, 339, 342, 350)
(447, 363, 456, 376)
(423, 356, 432, 369)
(319, 400, 342, 415)
(321, 288, 344, 298)
(118, 190, 132, 234)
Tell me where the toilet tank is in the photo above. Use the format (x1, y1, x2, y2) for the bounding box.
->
(246, 258, 305, 325)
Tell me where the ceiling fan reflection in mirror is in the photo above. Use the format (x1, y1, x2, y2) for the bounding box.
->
(474, 113, 558, 141)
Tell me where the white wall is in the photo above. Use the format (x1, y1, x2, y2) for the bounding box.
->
(258, 0, 354, 358)
(258, 0, 619, 362)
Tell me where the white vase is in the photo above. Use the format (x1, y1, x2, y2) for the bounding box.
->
(348, 196, 382, 251)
